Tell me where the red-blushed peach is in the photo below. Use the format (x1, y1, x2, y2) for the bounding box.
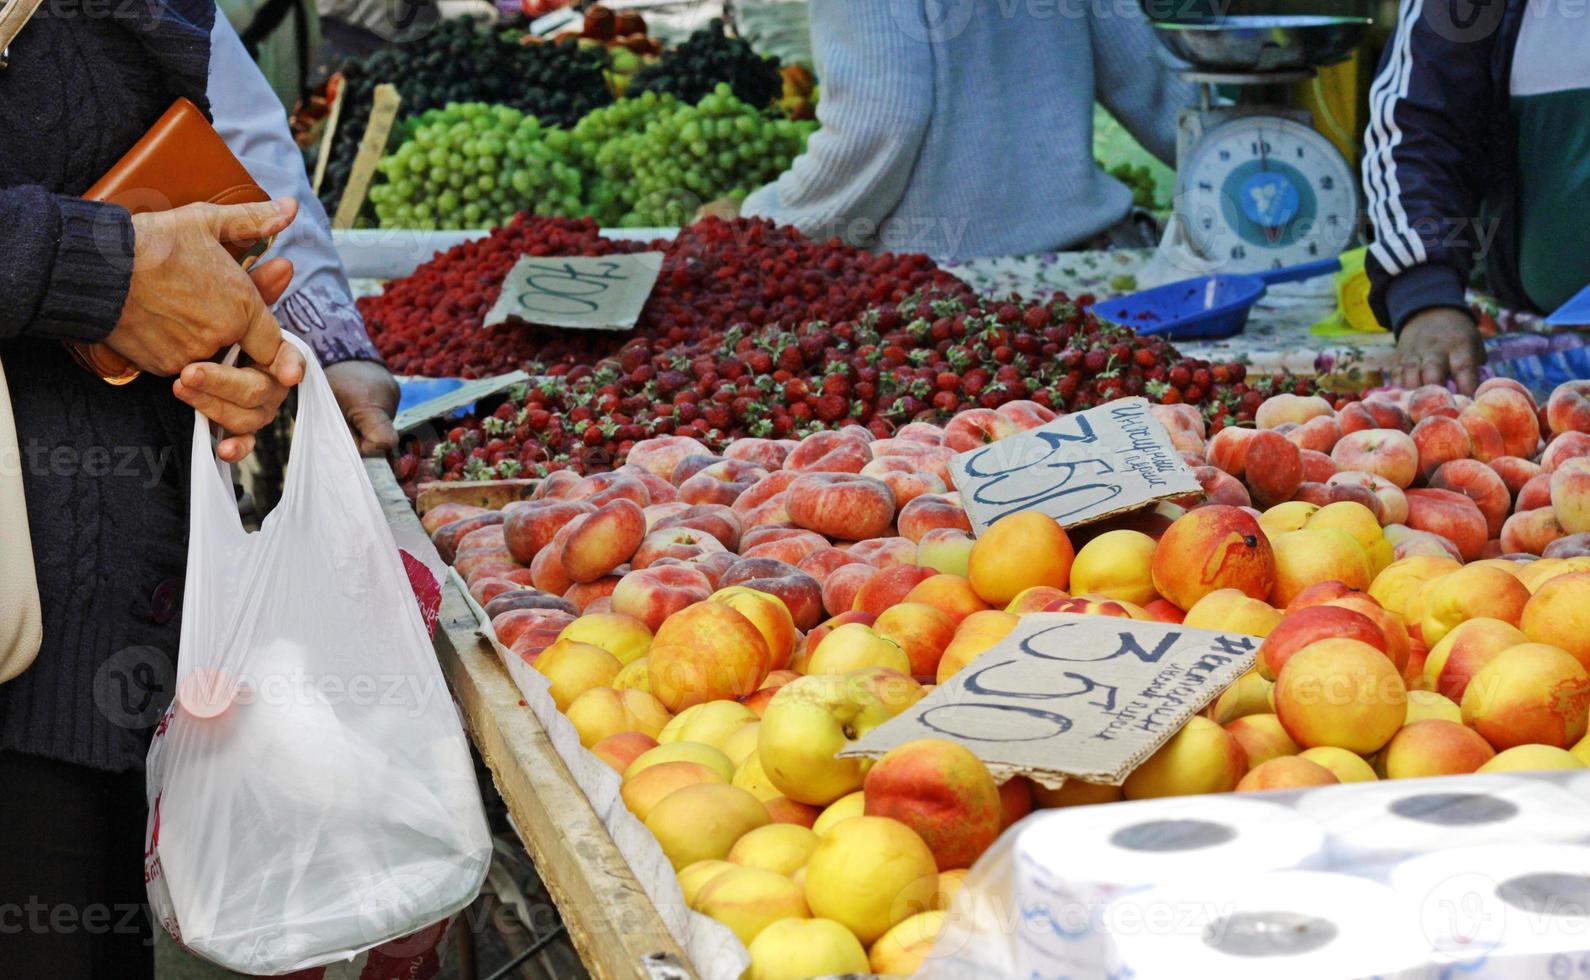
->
(1238, 430, 1304, 508)
(1236, 756, 1339, 792)
(1149, 505, 1276, 612)
(862, 739, 1002, 871)
(420, 501, 491, 535)
(1382, 719, 1496, 778)
(649, 603, 771, 711)
(502, 499, 596, 564)
(1384, 524, 1465, 562)
(997, 398, 1059, 429)
(1206, 426, 1256, 478)
(936, 610, 1020, 683)
(740, 670, 803, 717)
(997, 776, 1035, 831)
(1067, 530, 1159, 605)
(567, 472, 651, 509)
(532, 468, 580, 500)
(860, 457, 947, 506)
(724, 437, 796, 471)
(1404, 633, 1432, 688)
(1286, 415, 1344, 454)
(798, 547, 869, 583)
(1479, 744, 1587, 773)
(1274, 638, 1407, 752)
(1003, 585, 1073, 615)
(628, 436, 711, 481)
(967, 512, 1075, 607)
(785, 473, 896, 541)
(564, 575, 624, 612)
(591, 731, 658, 773)
(652, 503, 742, 551)
(848, 667, 927, 720)
(643, 502, 693, 532)
(1404, 488, 1489, 561)
(742, 529, 831, 566)
(1224, 713, 1301, 769)
(903, 574, 989, 625)
(1142, 598, 1186, 623)
(1328, 470, 1409, 525)
(1543, 537, 1590, 559)
(1255, 393, 1334, 429)
(872, 603, 957, 677)
(1429, 462, 1508, 540)
(733, 470, 802, 518)
(530, 535, 574, 595)
(678, 461, 767, 508)
(853, 565, 939, 617)
(762, 796, 821, 828)
(1489, 456, 1544, 499)
(1470, 386, 1543, 459)
(1461, 643, 1590, 750)
(1418, 563, 1530, 649)
(468, 575, 532, 607)
(611, 564, 714, 632)
(1520, 571, 1590, 668)
(1342, 398, 1413, 434)
(1324, 592, 1412, 675)
(632, 525, 727, 569)
(896, 421, 947, 445)
(942, 408, 1020, 453)
(1186, 466, 1251, 509)
(1257, 604, 1388, 680)
(509, 612, 580, 663)
(1547, 381, 1590, 436)
(1515, 474, 1553, 515)
(847, 537, 918, 569)
(493, 606, 580, 649)
(1408, 384, 1461, 422)
(484, 587, 580, 620)
(1298, 449, 1338, 484)
(782, 430, 872, 474)
(1182, 589, 1283, 636)
(896, 494, 972, 543)
(1269, 528, 1373, 607)
(1502, 508, 1569, 555)
(1122, 716, 1248, 799)
(1331, 429, 1420, 489)
(821, 563, 875, 620)
(719, 559, 826, 632)
(1542, 431, 1590, 473)
(620, 760, 727, 822)
(712, 587, 800, 673)
(1283, 579, 1358, 610)
(619, 465, 678, 505)
(1411, 416, 1473, 480)
(1042, 596, 1144, 619)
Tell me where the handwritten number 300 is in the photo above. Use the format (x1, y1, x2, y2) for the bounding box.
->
(962, 415, 1123, 521)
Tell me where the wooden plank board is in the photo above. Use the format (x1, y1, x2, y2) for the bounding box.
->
(367, 460, 694, 980)
(415, 478, 540, 516)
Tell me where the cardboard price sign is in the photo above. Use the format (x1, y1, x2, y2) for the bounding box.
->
(949, 396, 1200, 535)
(840, 613, 1258, 786)
(485, 253, 665, 332)
(392, 371, 530, 435)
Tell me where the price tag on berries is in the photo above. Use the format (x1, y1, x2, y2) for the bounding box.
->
(949, 396, 1201, 536)
(839, 613, 1258, 786)
(485, 252, 665, 332)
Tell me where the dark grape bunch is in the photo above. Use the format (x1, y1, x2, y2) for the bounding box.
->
(629, 18, 782, 109)
(317, 20, 612, 216)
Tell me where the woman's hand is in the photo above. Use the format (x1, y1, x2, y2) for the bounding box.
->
(324, 360, 401, 457)
(170, 252, 305, 463)
(105, 199, 300, 376)
(1396, 308, 1485, 395)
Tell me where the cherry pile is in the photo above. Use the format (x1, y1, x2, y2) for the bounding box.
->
(381, 219, 1316, 486)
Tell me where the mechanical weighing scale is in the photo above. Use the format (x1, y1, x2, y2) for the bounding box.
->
(1146, 5, 1370, 274)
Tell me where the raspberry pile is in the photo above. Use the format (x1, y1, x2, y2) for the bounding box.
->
(380, 219, 1319, 489)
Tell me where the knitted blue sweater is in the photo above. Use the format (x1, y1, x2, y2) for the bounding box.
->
(742, 0, 1196, 260)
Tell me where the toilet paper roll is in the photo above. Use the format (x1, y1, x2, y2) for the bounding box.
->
(1298, 775, 1586, 865)
(1012, 796, 1328, 979)
(1105, 871, 1429, 980)
(1392, 843, 1590, 977)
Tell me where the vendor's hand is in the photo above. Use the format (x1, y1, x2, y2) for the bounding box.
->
(171, 254, 306, 463)
(1396, 308, 1485, 395)
(694, 197, 741, 222)
(324, 360, 401, 457)
(106, 199, 300, 376)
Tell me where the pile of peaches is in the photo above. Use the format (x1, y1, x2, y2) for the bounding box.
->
(414, 378, 1590, 978)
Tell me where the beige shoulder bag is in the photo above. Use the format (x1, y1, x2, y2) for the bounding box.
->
(0, 0, 51, 681)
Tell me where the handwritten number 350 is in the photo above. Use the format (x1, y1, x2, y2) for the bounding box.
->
(962, 415, 1123, 521)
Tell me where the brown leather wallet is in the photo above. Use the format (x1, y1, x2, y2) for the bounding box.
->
(72, 98, 273, 384)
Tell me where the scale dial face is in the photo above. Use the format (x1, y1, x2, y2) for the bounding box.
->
(1177, 115, 1358, 272)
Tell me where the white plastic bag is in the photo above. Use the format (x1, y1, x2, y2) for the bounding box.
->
(145, 335, 492, 975)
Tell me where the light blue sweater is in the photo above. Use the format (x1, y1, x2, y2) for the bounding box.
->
(742, 0, 1196, 260)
